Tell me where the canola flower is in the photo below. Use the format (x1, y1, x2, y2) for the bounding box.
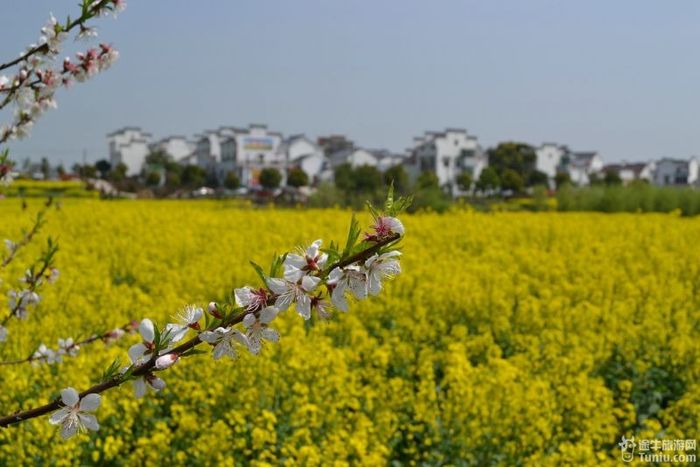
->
(0, 200, 699, 465)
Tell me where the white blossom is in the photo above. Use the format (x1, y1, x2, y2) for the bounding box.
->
(267, 275, 321, 319)
(199, 327, 248, 360)
(371, 216, 405, 238)
(132, 373, 165, 399)
(32, 343, 57, 365)
(243, 307, 279, 355)
(326, 266, 368, 312)
(165, 305, 203, 343)
(8, 289, 40, 318)
(127, 348, 166, 398)
(58, 337, 79, 358)
(234, 286, 268, 312)
(48, 388, 100, 439)
(284, 239, 328, 280)
(39, 14, 68, 53)
(365, 251, 402, 296)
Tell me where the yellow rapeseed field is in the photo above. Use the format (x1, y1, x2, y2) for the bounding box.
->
(0, 199, 698, 465)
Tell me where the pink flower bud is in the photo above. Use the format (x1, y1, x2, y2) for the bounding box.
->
(155, 353, 178, 370)
(208, 301, 222, 319)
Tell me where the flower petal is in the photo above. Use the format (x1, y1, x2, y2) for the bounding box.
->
(259, 306, 278, 324)
(242, 313, 256, 329)
(60, 387, 79, 407)
(301, 275, 321, 292)
(139, 319, 155, 343)
(262, 328, 279, 343)
(133, 377, 147, 398)
(128, 343, 147, 364)
(48, 407, 70, 425)
(79, 393, 101, 412)
(60, 420, 79, 439)
(78, 413, 100, 431)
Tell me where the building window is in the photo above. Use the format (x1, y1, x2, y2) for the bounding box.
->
(443, 157, 450, 168)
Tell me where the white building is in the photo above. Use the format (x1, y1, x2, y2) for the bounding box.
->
(372, 149, 406, 172)
(408, 128, 486, 194)
(603, 161, 655, 184)
(560, 151, 604, 186)
(217, 124, 285, 187)
(653, 158, 699, 186)
(328, 148, 379, 169)
(279, 134, 330, 184)
(107, 127, 152, 176)
(535, 143, 568, 181)
(149, 136, 194, 162)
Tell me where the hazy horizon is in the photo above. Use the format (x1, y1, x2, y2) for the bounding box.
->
(2, 0, 700, 166)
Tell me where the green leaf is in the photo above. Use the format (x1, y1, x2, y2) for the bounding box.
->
(100, 358, 122, 382)
(180, 348, 208, 358)
(249, 260, 267, 285)
(341, 214, 361, 258)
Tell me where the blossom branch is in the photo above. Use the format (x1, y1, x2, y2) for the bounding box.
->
(0, 237, 59, 328)
(0, 0, 116, 73)
(0, 228, 403, 429)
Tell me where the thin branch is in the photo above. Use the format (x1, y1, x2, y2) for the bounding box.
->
(1, 199, 53, 269)
(0, 233, 402, 428)
(0, 320, 136, 366)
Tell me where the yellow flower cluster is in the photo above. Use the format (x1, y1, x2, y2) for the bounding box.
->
(0, 200, 698, 465)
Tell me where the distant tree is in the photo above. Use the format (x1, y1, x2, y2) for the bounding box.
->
(95, 159, 111, 179)
(456, 171, 473, 191)
(487, 142, 537, 182)
(259, 167, 282, 189)
(383, 165, 409, 194)
(589, 173, 603, 186)
(416, 171, 440, 190)
(527, 170, 549, 188)
(181, 165, 205, 187)
(40, 157, 51, 180)
(287, 168, 309, 188)
(144, 150, 171, 168)
(476, 167, 500, 192)
(56, 164, 66, 177)
(224, 171, 241, 190)
(333, 163, 355, 192)
(109, 162, 128, 183)
(500, 169, 524, 194)
(145, 171, 161, 187)
(165, 171, 181, 188)
(74, 164, 97, 179)
(554, 171, 572, 189)
(604, 170, 622, 186)
(352, 165, 382, 193)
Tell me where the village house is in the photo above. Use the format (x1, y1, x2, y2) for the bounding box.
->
(603, 161, 655, 184)
(107, 127, 152, 176)
(407, 128, 486, 195)
(652, 158, 699, 186)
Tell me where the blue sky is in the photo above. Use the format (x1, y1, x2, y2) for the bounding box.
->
(2, 0, 700, 166)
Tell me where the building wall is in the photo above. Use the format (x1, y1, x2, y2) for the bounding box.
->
(535, 144, 565, 179)
(150, 137, 193, 162)
(108, 128, 151, 176)
(411, 130, 484, 194)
